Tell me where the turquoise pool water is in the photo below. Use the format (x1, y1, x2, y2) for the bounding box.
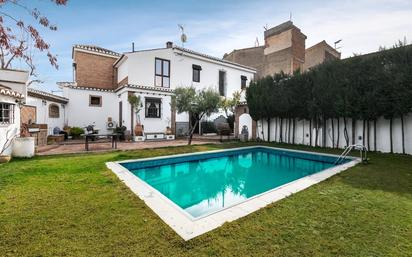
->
(122, 147, 341, 218)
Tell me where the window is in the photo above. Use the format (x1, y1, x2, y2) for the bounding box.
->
(145, 98, 161, 118)
(155, 58, 170, 87)
(89, 95, 102, 107)
(49, 104, 60, 118)
(219, 70, 226, 96)
(241, 75, 248, 89)
(192, 64, 201, 82)
(0, 103, 15, 124)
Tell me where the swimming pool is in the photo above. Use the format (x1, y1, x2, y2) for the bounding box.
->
(107, 146, 359, 240)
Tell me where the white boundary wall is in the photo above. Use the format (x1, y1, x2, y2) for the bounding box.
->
(257, 114, 412, 154)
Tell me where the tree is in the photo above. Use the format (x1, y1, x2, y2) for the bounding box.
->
(173, 86, 221, 145)
(219, 90, 241, 117)
(219, 91, 241, 132)
(246, 43, 412, 153)
(0, 0, 68, 85)
(128, 94, 142, 124)
(246, 76, 277, 142)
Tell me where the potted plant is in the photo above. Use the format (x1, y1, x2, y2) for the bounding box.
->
(69, 127, 85, 139)
(165, 118, 175, 140)
(12, 123, 35, 158)
(0, 128, 18, 163)
(128, 94, 145, 141)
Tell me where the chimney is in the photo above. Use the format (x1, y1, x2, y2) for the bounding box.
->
(166, 41, 173, 48)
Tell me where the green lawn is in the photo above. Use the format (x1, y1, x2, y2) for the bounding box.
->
(0, 142, 411, 257)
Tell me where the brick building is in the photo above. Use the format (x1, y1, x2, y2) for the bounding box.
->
(224, 21, 341, 139)
(224, 21, 341, 78)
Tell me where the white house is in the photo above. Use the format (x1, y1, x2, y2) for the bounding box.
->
(0, 69, 28, 155)
(25, 88, 68, 135)
(58, 43, 256, 138)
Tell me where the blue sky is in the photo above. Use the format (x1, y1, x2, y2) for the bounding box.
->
(5, 0, 412, 92)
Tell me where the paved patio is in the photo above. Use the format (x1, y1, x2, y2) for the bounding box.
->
(36, 139, 219, 156)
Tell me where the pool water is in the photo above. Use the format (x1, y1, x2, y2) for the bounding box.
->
(122, 148, 339, 218)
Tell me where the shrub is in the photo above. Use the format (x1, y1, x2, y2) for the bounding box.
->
(69, 127, 84, 138)
(201, 121, 217, 134)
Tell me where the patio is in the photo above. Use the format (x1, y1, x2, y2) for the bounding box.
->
(36, 139, 219, 155)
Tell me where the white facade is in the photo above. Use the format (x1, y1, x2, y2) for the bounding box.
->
(62, 86, 118, 134)
(26, 89, 68, 135)
(0, 69, 28, 156)
(62, 44, 256, 136)
(116, 47, 255, 97)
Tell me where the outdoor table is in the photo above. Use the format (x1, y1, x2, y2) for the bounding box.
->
(81, 133, 120, 151)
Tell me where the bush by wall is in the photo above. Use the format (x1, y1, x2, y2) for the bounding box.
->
(246, 43, 412, 153)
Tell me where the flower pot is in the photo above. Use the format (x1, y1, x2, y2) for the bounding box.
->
(0, 155, 11, 163)
(12, 137, 35, 158)
(134, 124, 144, 136)
(166, 135, 175, 140)
(134, 136, 145, 142)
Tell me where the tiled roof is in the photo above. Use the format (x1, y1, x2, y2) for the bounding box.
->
(173, 46, 257, 71)
(0, 85, 25, 99)
(58, 82, 174, 94)
(57, 82, 115, 92)
(116, 84, 174, 94)
(27, 88, 69, 103)
(73, 44, 121, 57)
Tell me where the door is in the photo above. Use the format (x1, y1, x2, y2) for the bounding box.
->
(118, 101, 122, 127)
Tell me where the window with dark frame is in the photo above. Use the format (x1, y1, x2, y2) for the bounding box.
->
(219, 70, 226, 96)
(155, 58, 170, 88)
(0, 103, 15, 124)
(241, 75, 248, 89)
(192, 64, 201, 82)
(89, 95, 102, 107)
(49, 104, 60, 118)
(145, 98, 161, 118)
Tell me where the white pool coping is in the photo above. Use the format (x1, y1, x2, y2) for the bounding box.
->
(106, 146, 360, 241)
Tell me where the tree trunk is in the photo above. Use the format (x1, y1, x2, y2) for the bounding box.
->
(367, 120, 370, 150)
(302, 119, 305, 145)
(292, 118, 296, 144)
(337, 118, 340, 148)
(331, 118, 335, 148)
(279, 118, 283, 143)
(188, 119, 199, 145)
(362, 119, 366, 146)
(309, 118, 312, 147)
(267, 118, 271, 142)
(352, 119, 356, 145)
(343, 117, 349, 147)
(288, 118, 291, 143)
(274, 117, 278, 142)
(374, 119, 377, 151)
(315, 118, 319, 147)
(401, 115, 405, 154)
(322, 117, 327, 147)
(389, 117, 393, 153)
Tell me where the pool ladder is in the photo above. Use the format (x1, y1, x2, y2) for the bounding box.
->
(334, 144, 368, 165)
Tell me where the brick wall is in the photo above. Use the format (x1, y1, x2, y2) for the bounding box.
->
(74, 51, 119, 89)
(303, 41, 341, 71)
(21, 105, 36, 124)
(224, 46, 265, 78)
(291, 28, 306, 72)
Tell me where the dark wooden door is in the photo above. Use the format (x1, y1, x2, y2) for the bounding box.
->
(118, 101, 122, 127)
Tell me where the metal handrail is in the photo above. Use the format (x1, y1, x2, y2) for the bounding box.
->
(334, 144, 368, 165)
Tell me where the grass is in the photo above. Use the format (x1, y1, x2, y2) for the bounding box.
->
(0, 142, 411, 257)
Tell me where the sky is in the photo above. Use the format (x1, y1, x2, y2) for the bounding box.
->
(4, 0, 412, 93)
